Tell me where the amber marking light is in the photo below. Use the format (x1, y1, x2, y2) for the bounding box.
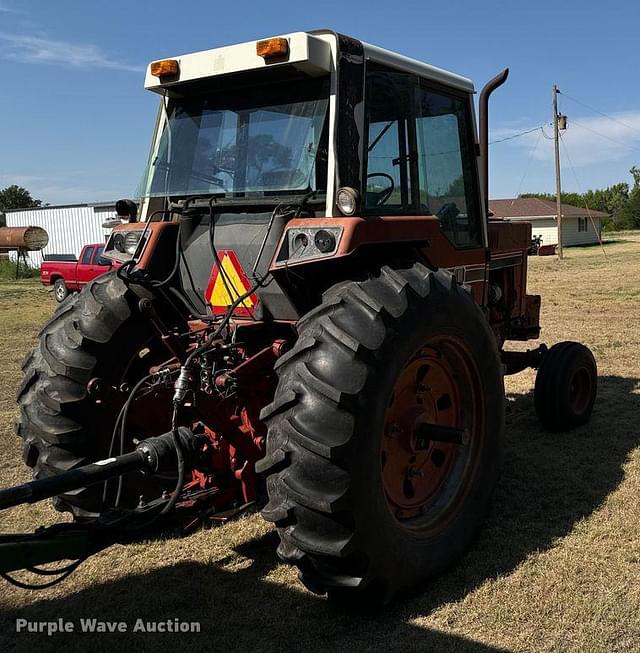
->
(150, 59, 179, 77)
(256, 38, 289, 61)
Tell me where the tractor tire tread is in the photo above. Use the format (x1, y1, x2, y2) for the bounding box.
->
(16, 271, 139, 517)
(258, 264, 491, 598)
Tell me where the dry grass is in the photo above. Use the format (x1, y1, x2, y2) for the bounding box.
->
(1, 236, 640, 652)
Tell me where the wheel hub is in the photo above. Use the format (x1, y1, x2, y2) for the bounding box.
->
(382, 347, 461, 520)
(380, 337, 483, 533)
(569, 366, 592, 415)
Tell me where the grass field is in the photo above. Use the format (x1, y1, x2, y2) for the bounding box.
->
(1, 236, 639, 652)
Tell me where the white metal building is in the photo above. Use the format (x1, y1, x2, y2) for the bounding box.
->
(2, 202, 118, 267)
(489, 198, 607, 247)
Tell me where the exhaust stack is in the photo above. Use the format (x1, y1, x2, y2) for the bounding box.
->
(479, 68, 509, 217)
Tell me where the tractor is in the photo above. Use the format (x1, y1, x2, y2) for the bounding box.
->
(1, 30, 597, 602)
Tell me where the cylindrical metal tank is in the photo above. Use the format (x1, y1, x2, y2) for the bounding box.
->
(0, 226, 49, 251)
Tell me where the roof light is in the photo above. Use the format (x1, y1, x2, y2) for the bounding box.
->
(256, 38, 289, 62)
(150, 59, 179, 78)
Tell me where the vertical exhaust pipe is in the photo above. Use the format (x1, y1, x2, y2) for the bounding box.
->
(479, 68, 509, 216)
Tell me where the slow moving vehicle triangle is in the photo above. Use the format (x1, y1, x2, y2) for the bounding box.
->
(204, 249, 257, 316)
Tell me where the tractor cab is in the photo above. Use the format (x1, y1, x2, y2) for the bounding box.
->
(105, 31, 496, 321)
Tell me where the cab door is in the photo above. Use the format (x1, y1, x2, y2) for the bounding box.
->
(76, 246, 95, 286)
(364, 63, 488, 302)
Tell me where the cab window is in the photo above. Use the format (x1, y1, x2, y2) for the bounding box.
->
(415, 83, 481, 247)
(365, 68, 416, 213)
(81, 247, 94, 265)
(94, 245, 110, 266)
(364, 63, 482, 248)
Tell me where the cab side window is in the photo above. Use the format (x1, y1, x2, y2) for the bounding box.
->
(415, 84, 481, 247)
(94, 245, 110, 266)
(81, 247, 94, 265)
(365, 67, 416, 214)
(363, 63, 482, 248)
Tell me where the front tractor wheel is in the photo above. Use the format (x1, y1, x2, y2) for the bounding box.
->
(258, 264, 504, 602)
(534, 341, 597, 431)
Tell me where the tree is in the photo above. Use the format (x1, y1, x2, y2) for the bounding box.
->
(520, 191, 585, 207)
(614, 184, 640, 230)
(602, 169, 640, 230)
(444, 174, 465, 198)
(583, 183, 629, 216)
(0, 185, 42, 212)
(520, 181, 634, 231)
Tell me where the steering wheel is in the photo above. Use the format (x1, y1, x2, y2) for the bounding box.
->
(366, 173, 395, 207)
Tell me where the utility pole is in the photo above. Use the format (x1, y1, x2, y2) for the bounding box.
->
(553, 85, 563, 259)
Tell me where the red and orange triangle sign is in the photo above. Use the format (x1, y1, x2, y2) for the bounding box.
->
(204, 250, 258, 316)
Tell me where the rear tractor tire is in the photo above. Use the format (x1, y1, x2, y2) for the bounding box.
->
(16, 271, 170, 518)
(258, 263, 505, 602)
(534, 341, 597, 431)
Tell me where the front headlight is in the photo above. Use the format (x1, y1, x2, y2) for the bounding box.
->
(124, 231, 142, 255)
(112, 232, 125, 253)
(103, 227, 146, 263)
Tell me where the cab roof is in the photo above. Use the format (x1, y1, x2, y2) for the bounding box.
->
(361, 41, 474, 93)
(144, 31, 474, 94)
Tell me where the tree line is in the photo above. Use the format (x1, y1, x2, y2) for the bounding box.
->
(0, 185, 42, 225)
(521, 166, 640, 231)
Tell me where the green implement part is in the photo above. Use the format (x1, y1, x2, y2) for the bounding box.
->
(0, 528, 94, 574)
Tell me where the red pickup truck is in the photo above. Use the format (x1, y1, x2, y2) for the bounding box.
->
(40, 243, 116, 302)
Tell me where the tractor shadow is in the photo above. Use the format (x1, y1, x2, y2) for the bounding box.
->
(0, 374, 638, 652)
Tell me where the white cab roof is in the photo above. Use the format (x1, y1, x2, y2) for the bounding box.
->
(144, 32, 332, 92)
(362, 42, 474, 93)
(144, 31, 475, 94)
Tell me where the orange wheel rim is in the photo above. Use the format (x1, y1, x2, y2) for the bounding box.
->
(381, 337, 483, 534)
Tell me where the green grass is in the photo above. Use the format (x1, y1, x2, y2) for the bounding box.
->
(0, 237, 639, 651)
(0, 258, 39, 281)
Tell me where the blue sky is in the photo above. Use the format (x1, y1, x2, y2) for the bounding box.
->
(1, 0, 639, 204)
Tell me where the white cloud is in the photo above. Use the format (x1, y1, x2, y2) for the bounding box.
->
(495, 111, 640, 168)
(0, 2, 25, 13)
(0, 32, 142, 72)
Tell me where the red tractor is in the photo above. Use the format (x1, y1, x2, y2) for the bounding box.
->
(4, 31, 597, 602)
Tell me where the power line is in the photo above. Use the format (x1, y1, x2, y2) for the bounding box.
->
(489, 124, 550, 145)
(510, 127, 543, 205)
(560, 91, 640, 138)
(540, 125, 555, 140)
(369, 122, 550, 160)
(558, 131, 608, 259)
